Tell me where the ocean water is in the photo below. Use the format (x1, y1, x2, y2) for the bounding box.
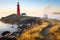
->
(0, 21, 18, 35)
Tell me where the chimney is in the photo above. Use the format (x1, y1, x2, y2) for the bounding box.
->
(17, 2, 20, 16)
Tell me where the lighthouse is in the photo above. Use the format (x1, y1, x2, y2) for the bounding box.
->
(17, 2, 20, 16)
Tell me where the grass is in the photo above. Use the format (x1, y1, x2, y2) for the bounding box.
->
(17, 21, 60, 40)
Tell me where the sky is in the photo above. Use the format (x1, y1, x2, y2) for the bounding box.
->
(0, 0, 60, 19)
